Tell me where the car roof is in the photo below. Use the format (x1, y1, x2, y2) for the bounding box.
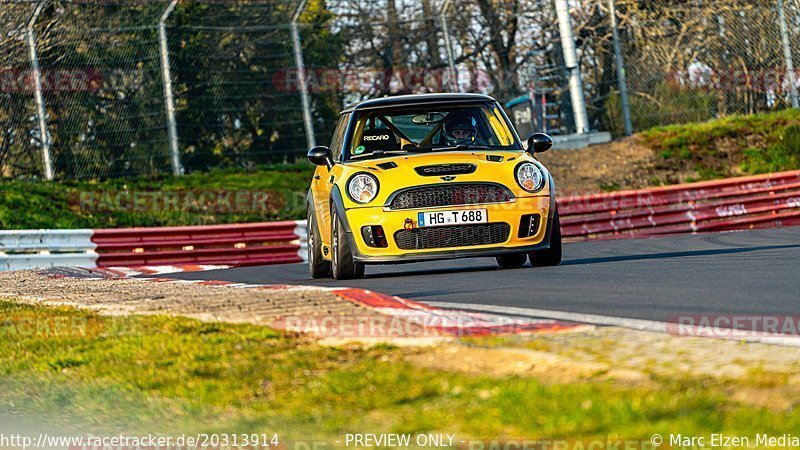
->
(341, 93, 496, 113)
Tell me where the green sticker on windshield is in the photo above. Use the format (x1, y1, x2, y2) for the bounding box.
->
(354, 145, 366, 155)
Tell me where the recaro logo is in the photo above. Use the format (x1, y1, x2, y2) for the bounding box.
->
(364, 135, 390, 141)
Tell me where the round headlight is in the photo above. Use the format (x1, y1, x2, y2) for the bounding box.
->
(347, 173, 380, 204)
(515, 162, 545, 192)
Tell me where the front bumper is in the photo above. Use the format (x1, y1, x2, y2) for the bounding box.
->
(341, 195, 555, 264)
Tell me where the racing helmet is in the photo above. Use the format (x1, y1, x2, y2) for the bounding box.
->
(444, 111, 477, 146)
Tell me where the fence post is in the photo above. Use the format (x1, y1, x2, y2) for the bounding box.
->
(778, 0, 799, 108)
(26, 0, 53, 180)
(440, 0, 460, 93)
(158, 0, 182, 175)
(291, 0, 316, 149)
(608, 0, 633, 135)
(554, 0, 590, 134)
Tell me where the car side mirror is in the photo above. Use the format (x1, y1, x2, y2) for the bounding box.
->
(527, 133, 553, 154)
(307, 146, 334, 169)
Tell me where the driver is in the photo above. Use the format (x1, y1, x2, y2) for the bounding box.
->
(443, 111, 477, 146)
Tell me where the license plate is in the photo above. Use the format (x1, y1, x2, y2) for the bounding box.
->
(417, 209, 488, 227)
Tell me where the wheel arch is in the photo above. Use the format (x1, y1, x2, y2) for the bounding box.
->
(329, 185, 354, 234)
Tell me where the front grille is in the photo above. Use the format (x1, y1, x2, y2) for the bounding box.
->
(394, 223, 511, 250)
(415, 164, 476, 176)
(388, 184, 511, 210)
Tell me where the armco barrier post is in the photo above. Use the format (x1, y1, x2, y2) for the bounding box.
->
(158, 0, 183, 175)
(554, 0, 590, 134)
(440, 0, 460, 93)
(608, 0, 633, 135)
(291, 0, 316, 149)
(27, 0, 53, 180)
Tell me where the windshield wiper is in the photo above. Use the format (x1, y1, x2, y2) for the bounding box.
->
(416, 144, 495, 152)
(372, 150, 409, 155)
(354, 150, 409, 159)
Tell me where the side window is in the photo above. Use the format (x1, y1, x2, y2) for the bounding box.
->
(330, 113, 349, 161)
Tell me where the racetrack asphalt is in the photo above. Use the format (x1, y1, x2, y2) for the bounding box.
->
(151, 227, 800, 323)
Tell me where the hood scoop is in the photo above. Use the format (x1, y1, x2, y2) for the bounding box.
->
(376, 161, 398, 170)
(414, 163, 477, 176)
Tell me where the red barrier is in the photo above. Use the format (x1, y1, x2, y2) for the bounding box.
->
(92, 221, 305, 267)
(560, 170, 800, 239)
(559, 170, 800, 216)
(89, 171, 800, 268)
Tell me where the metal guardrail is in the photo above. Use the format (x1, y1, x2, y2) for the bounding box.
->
(0, 229, 98, 270)
(0, 223, 307, 271)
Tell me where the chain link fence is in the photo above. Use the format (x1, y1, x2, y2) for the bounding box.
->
(37, 1, 172, 179)
(170, 0, 309, 171)
(1, 0, 42, 178)
(1, 0, 798, 180)
(598, 0, 800, 135)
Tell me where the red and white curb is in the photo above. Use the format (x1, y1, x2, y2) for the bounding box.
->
(96, 264, 232, 278)
(330, 288, 584, 336)
(36, 267, 584, 337)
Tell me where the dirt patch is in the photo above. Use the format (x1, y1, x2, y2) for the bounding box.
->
(406, 345, 613, 382)
(538, 136, 710, 195)
(539, 108, 800, 194)
(521, 327, 800, 380)
(410, 327, 800, 411)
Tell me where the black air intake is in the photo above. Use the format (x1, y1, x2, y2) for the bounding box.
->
(387, 183, 512, 210)
(395, 223, 511, 250)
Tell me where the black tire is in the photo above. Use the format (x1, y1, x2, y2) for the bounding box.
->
(529, 210, 562, 267)
(496, 253, 528, 269)
(331, 207, 365, 280)
(307, 205, 331, 279)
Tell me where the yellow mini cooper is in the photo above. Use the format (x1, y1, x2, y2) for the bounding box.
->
(306, 93, 560, 279)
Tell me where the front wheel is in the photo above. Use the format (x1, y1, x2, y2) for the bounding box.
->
(529, 210, 562, 267)
(307, 206, 331, 279)
(496, 253, 528, 269)
(331, 208, 365, 280)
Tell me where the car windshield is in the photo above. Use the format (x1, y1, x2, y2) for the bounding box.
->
(346, 102, 521, 160)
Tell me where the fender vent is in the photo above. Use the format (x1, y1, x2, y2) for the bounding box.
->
(414, 164, 476, 176)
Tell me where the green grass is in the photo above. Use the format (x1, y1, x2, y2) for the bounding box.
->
(2, 300, 799, 445)
(0, 164, 314, 229)
(640, 108, 800, 180)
